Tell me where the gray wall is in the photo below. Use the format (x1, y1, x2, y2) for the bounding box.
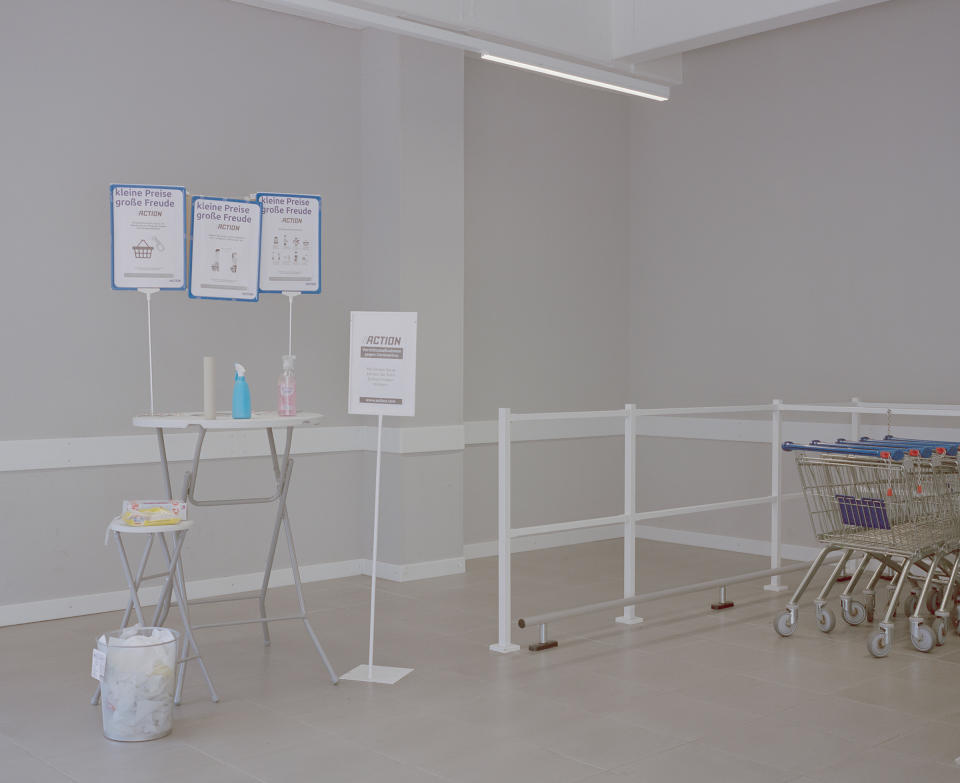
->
(463, 58, 631, 545)
(628, 0, 960, 407)
(627, 0, 960, 548)
(0, 0, 468, 612)
(0, 0, 364, 437)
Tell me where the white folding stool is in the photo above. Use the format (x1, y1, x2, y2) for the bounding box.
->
(92, 518, 218, 705)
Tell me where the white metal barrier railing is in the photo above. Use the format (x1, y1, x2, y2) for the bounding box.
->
(490, 398, 960, 653)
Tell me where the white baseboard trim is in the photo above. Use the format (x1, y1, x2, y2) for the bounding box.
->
(464, 524, 630, 559)
(464, 524, 820, 563)
(359, 557, 465, 582)
(0, 555, 464, 627)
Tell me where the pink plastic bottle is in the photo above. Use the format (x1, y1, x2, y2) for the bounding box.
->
(278, 355, 296, 416)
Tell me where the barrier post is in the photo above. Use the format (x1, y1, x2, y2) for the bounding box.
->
(765, 399, 788, 591)
(490, 408, 520, 653)
(617, 404, 643, 625)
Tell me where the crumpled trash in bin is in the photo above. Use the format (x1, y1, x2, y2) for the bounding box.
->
(98, 626, 178, 741)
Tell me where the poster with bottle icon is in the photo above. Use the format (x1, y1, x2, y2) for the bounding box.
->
(110, 184, 187, 290)
(189, 197, 262, 302)
(256, 193, 321, 294)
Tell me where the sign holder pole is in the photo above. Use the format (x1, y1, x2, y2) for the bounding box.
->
(139, 287, 160, 415)
(368, 414, 384, 671)
(283, 291, 300, 355)
(341, 413, 413, 684)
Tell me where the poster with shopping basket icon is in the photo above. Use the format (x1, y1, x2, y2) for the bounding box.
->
(110, 184, 187, 290)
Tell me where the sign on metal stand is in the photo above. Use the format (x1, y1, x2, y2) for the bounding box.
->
(341, 311, 418, 685)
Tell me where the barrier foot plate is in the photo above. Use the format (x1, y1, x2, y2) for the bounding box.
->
(528, 640, 558, 652)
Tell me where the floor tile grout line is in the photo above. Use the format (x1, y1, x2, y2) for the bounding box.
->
(542, 732, 692, 773)
(24, 756, 84, 783)
(183, 743, 274, 782)
(1, 729, 84, 782)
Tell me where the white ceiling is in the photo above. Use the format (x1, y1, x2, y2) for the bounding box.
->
(232, 0, 891, 92)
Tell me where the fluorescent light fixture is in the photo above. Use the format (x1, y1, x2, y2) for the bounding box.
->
(480, 53, 668, 102)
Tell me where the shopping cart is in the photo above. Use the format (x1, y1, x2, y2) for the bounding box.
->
(850, 437, 960, 634)
(774, 441, 960, 657)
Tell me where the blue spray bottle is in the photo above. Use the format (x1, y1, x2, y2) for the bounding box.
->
(232, 363, 252, 419)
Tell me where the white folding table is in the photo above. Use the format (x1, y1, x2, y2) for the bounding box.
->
(133, 411, 338, 684)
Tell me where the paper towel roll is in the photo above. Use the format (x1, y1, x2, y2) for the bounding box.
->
(203, 357, 216, 418)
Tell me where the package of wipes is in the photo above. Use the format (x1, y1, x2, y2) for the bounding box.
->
(121, 500, 186, 527)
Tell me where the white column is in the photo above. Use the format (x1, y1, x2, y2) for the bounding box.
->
(490, 408, 520, 653)
(764, 398, 788, 591)
(617, 404, 643, 625)
(359, 30, 465, 569)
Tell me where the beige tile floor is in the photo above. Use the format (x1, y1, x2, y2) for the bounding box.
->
(3, 539, 960, 782)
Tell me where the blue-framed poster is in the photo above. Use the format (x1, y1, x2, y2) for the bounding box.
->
(110, 184, 187, 290)
(189, 197, 262, 302)
(256, 193, 321, 294)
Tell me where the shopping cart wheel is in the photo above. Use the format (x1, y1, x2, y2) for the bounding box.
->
(816, 606, 836, 634)
(911, 625, 935, 653)
(933, 618, 947, 646)
(867, 631, 889, 658)
(773, 611, 796, 637)
(842, 600, 867, 626)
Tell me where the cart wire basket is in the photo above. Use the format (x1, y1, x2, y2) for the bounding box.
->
(792, 443, 960, 556)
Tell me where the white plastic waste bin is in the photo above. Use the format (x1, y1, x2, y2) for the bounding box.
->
(98, 626, 179, 741)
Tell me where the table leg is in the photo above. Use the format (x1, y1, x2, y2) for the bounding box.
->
(156, 428, 174, 500)
(166, 530, 219, 704)
(281, 484, 338, 684)
(258, 429, 284, 646)
(115, 532, 147, 626)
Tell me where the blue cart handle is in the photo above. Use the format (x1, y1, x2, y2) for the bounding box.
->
(846, 437, 953, 456)
(782, 441, 905, 460)
(873, 436, 959, 456)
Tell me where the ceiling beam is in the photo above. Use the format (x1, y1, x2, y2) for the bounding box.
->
(612, 0, 892, 61)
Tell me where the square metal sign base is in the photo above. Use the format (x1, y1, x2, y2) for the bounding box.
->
(340, 665, 413, 685)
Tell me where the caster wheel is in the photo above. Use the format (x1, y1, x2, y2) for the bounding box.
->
(868, 631, 890, 658)
(816, 606, 836, 634)
(842, 600, 867, 626)
(933, 618, 947, 646)
(912, 624, 935, 653)
(774, 610, 796, 637)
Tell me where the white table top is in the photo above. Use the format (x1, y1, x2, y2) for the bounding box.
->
(133, 411, 324, 430)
